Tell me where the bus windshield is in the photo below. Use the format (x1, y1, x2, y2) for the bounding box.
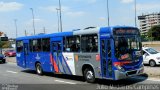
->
(114, 36, 141, 60)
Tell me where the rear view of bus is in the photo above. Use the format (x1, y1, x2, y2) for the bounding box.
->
(100, 26, 144, 80)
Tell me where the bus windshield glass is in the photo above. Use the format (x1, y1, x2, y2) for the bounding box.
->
(114, 36, 141, 60)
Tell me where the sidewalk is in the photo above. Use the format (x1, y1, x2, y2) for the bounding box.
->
(6, 57, 16, 63)
(144, 67, 160, 79)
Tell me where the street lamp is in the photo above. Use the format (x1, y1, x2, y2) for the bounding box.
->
(58, 0, 63, 32)
(30, 8, 36, 35)
(14, 19, 18, 38)
(134, 0, 137, 27)
(56, 8, 60, 32)
(106, 0, 110, 27)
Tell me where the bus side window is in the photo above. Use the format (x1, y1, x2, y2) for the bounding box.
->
(29, 40, 33, 52)
(65, 36, 80, 52)
(16, 41, 23, 52)
(32, 39, 42, 52)
(42, 38, 50, 52)
(81, 34, 98, 53)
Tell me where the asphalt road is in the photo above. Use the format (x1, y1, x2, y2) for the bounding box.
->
(0, 61, 160, 90)
(143, 65, 160, 78)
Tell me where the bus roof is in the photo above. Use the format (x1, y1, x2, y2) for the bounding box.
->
(16, 31, 73, 40)
(16, 26, 138, 40)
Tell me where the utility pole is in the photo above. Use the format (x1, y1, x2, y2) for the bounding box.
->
(30, 8, 36, 35)
(14, 19, 18, 38)
(25, 30, 27, 36)
(56, 8, 60, 32)
(43, 27, 46, 34)
(134, 0, 137, 27)
(107, 0, 110, 26)
(58, 0, 63, 32)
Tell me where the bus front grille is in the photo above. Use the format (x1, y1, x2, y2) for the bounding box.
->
(127, 70, 137, 75)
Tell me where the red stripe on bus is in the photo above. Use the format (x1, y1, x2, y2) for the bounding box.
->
(50, 54, 59, 72)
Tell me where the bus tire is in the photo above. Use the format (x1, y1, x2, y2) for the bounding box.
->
(36, 63, 43, 75)
(84, 68, 95, 83)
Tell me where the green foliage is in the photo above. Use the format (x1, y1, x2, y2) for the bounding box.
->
(148, 25, 160, 41)
(0, 41, 11, 48)
(141, 34, 149, 41)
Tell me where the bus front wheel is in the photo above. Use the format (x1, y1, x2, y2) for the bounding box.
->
(36, 63, 43, 75)
(84, 68, 95, 83)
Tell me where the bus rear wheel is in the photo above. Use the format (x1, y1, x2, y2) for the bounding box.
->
(36, 63, 43, 75)
(84, 68, 95, 83)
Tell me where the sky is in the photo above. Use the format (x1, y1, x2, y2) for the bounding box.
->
(0, 0, 160, 38)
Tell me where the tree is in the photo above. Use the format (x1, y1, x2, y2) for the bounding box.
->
(141, 34, 149, 41)
(148, 25, 160, 41)
(0, 41, 11, 48)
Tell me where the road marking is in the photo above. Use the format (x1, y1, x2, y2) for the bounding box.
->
(55, 80, 76, 84)
(7, 62, 16, 64)
(6, 70, 18, 74)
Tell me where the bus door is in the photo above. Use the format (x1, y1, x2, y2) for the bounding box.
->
(100, 38, 113, 78)
(22, 42, 29, 68)
(51, 38, 63, 73)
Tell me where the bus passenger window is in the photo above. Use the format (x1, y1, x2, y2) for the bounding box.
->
(42, 38, 50, 52)
(65, 36, 80, 52)
(81, 34, 98, 52)
(29, 40, 33, 52)
(16, 41, 23, 52)
(32, 39, 42, 52)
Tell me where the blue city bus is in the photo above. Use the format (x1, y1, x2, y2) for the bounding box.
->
(16, 26, 144, 83)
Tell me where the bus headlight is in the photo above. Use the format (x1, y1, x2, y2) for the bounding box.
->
(114, 62, 125, 72)
(115, 65, 125, 72)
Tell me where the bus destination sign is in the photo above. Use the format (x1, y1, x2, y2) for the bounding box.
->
(113, 28, 139, 35)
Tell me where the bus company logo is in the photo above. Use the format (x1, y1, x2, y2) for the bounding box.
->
(66, 57, 69, 60)
(65, 56, 73, 61)
(35, 54, 40, 60)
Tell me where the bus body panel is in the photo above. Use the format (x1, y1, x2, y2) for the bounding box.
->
(73, 27, 100, 35)
(72, 53, 101, 78)
(16, 26, 144, 81)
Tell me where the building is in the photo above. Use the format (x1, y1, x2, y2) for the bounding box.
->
(138, 13, 160, 35)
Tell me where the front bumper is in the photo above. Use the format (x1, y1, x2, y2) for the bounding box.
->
(114, 67, 144, 80)
(0, 59, 5, 62)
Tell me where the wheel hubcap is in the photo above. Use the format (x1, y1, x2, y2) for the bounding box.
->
(150, 61, 155, 66)
(37, 65, 41, 74)
(86, 71, 93, 80)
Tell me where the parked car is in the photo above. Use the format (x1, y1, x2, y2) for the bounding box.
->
(142, 47, 160, 67)
(4, 50, 16, 57)
(0, 54, 6, 63)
